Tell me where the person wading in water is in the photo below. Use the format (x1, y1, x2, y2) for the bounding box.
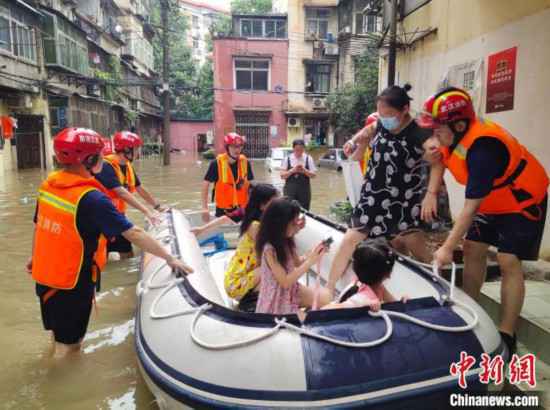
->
(280, 139, 317, 211)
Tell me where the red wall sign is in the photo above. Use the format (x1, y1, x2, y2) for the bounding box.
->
(486, 47, 517, 113)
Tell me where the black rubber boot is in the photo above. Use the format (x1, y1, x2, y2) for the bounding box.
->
(499, 331, 517, 360)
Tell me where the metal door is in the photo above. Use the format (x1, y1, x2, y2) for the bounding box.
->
(15, 115, 44, 170)
(235, 111, 270, 159)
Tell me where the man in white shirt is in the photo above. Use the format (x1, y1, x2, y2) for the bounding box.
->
(280, 139, 317, 210)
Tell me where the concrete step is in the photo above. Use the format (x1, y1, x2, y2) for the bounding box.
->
(480, 280, 550, 364)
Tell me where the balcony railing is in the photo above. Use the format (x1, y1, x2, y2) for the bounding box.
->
(122, 35, 154, 71)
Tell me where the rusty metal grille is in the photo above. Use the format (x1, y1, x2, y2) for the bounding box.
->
(235, 111, 270, 158)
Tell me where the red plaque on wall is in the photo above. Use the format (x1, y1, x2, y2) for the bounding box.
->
(486, 47, 517, 113)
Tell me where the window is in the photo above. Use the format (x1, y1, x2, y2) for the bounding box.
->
(356, 14, 379, 34)
(463, 71, 475, 90)
(240, 19, 287, 39)
(235, 59, 270, 91)
(0, 5, 36, 62)
(305, 64, 331, 94)
(306, 8, 330, 39)
(193, 39, 199, 49)
(42, 11, 89, 74)
(192, 15, 199, 29)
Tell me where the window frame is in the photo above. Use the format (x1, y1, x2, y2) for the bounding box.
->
(240, 18, 287, 39)
(234, 58, 271, 92)
(0, 5, 37, 64)
(305, 8, 330, 40)
(305, 63, 331, 94)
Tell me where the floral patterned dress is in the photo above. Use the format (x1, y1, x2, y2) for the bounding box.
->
(351, 121, 431, 238)
(224, 221, 259, 299)
(255, 243, 300, 315)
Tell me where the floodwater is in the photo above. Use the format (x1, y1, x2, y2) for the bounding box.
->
(0, 153, 346, 409)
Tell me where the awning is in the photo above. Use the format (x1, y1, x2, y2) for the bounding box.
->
(285, 111, 330, 119)
(16, 0, 43, 16)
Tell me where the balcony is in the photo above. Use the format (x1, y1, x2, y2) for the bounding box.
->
(42, 10, 90, 76)
(122, 35, 154, 71)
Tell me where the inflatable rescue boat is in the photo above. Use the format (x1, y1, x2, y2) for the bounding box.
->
(135, 208, 505, 409)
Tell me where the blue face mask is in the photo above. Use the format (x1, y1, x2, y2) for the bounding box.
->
(379, 115, 400, 131)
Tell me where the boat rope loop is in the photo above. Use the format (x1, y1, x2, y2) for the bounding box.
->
(139, 251, 478, 349)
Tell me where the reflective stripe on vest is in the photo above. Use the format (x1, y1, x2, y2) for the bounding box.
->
(32, 171, 109, 289)
(442, 118, 549, 218)
(214, 153, 250, 209)
(104, 155, 136, 213)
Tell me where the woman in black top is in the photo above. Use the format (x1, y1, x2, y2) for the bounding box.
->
(327, 84, 434, 295)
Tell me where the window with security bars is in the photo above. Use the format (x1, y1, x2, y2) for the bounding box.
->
(463, 71, 475, 90)
(235, 59, 270, 91)
(235, 111, 270, 158)
(0, 4, 36, 62)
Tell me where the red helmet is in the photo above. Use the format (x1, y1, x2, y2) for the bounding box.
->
(113, 131, 143, 151)
(365, 112, 379, 127)
(54, 128, 105, 165)
(223, 132, 246, 147)
(417, 88, 476, 128)
(101, 137, 114, 155)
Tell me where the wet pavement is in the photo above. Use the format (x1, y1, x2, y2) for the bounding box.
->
(0, 153, 346, 409)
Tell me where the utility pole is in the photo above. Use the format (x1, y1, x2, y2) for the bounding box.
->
(387, 0, 398, 86)
(161, 0, 171, 166)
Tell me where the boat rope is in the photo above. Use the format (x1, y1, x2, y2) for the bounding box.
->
(190, 305, 288, 350)
(138, 216, 478, 350)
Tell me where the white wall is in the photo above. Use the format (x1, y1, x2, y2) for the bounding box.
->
(380, 7, 550, 255)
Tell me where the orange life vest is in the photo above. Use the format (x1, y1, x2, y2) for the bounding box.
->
(214, 153, 250, 209)
(32, 171, 111, 289)
(103, 154, 137, 213)
(441, 118, 549, 219)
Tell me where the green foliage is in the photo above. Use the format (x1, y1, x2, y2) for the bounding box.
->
(329, 200, 353, 225)
(93, 56, 122, 102)
(326, 51, 379, 138)
(202, 148, 215, 159)
(231, 0, 273, 14)
(151, 0, 213, 120)
(206, 15, 232, 51)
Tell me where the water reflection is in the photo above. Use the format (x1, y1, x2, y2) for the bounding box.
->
(0, 153, 346, 409)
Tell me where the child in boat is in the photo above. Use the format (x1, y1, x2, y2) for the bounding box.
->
(323, 240, 403, 311)
(255, 197, 332, 315)
(223, 184, 279, 309)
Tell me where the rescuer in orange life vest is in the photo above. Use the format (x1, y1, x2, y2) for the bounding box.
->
(418, 87, 549, 357)
(26, 128, 193, 358)
(95, 131, 167, 259)
(201, 132, 254, 223)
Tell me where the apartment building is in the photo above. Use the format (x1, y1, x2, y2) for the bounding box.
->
(179, 0, 230, 66)
(0, 0, 161, 175)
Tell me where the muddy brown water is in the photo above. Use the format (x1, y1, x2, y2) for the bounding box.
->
(0, 154, 346, 409)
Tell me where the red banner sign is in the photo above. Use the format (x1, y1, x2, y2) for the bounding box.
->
(486, 47, 517, 113)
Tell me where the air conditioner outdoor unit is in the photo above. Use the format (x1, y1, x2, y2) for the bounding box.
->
(324, 45, 339, 56)
(312, 98, 326, 109)
(287, 117, 301, 128)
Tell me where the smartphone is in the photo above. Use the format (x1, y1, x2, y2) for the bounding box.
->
(322, 237, 334, 247)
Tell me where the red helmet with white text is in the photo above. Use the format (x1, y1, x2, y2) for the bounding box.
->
(101, 137, 114, 155)
(223, 132, 246, 147)
(113, 131, 143, 151)
(417, 88, 476, 129)
(53, 128, 105, 165)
